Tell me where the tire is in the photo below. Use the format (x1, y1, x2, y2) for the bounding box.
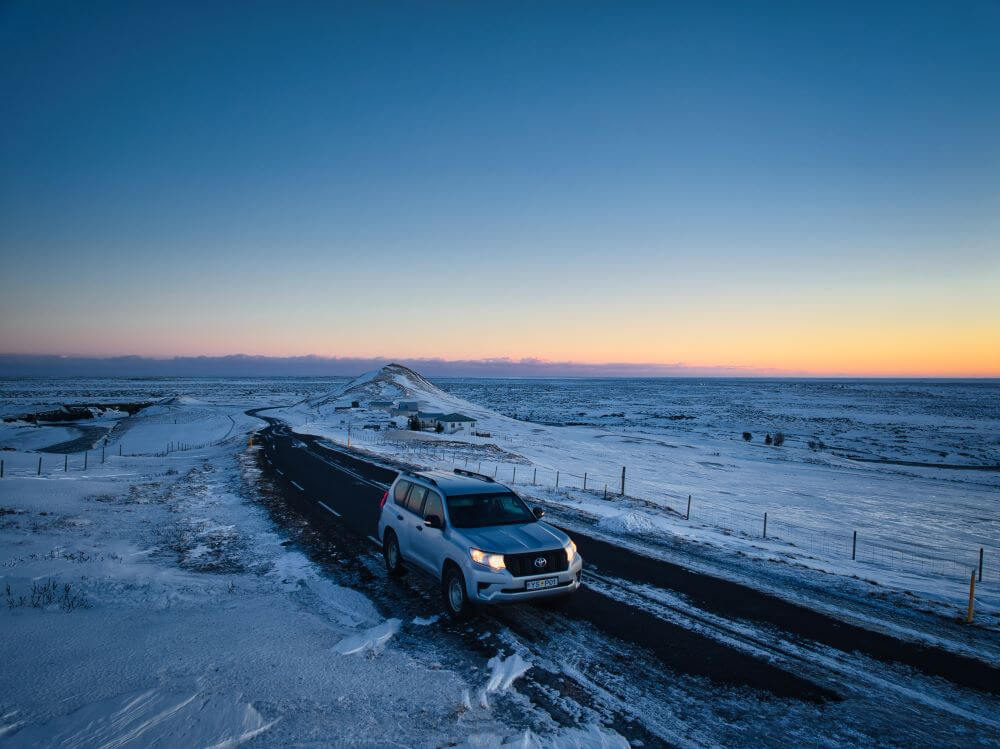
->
(442, 565, 473, 619)
(383, 530, 404, 577)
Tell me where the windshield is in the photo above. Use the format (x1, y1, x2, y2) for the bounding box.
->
(446, 492, 536, 528)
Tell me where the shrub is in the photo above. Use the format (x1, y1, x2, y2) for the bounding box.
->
(764, 433, 773, 445)
(773, 432, 785, 447)
(742, 432, 752, 442)
(434, 422, 444, 433)
(408, 415, 421, 431)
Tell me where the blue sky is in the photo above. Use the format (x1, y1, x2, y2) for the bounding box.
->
(1, 1, 998, 375)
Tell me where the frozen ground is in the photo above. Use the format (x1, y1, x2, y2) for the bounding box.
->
(0, 390, 627, 747)
(270, 367, 1000, 632)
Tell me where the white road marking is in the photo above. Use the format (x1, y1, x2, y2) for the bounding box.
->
(291, 481, 304, 492)
(306, 449, 389, 489)
(367, 535, 382, 547)
(275, 468, 284, 475)
(318, 501, 341, 517)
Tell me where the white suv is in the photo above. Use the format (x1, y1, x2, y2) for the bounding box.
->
(377, 469, 583, 617)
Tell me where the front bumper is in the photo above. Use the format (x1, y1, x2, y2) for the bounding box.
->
(471, 556, 583, 603)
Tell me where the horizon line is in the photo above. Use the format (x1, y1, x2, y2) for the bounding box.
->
(0, 353, 997, 379)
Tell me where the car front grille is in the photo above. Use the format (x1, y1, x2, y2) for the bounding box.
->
(504, 548, 569, 577)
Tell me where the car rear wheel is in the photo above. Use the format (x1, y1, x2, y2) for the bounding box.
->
(442, 565, 473, 619)
(383, 530, 404, 576)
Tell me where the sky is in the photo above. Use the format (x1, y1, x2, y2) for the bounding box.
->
(1, 1, 998, 377)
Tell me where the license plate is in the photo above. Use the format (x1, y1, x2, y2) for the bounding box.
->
(526, 577, 559, 591)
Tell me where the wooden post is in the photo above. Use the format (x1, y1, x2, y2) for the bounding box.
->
(555, 470, 559, 488)
(37, 456, 42, 475)
(686, 494, 691, 520)
(583, 472, 587, 490)
(533, 468, 536, 485)
(512, 466, 516, 483)
(603, 484, 607, 499)
(84, 452, 88, 470)
(966, 570, 976, 623)
(64, 454, 68, 471)
(119, 444, 122, 457)
(102, 446, 105, 464)
(980, 548, 984, 583)
(852, 530, 857, 560)
(620, 466, 625, 496)
(763, 512, 768, 538)
(0, 459, 3, 478)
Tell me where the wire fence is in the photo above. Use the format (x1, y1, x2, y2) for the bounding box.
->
(321, 427, 999, 591)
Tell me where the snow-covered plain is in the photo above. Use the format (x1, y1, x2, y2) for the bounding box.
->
(0, 383, 628, 747)
(270, 367, 1000, 632)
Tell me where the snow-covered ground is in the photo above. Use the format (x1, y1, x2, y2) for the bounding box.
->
(0, 390, 628, 747)
(270, 366, 1000, 632)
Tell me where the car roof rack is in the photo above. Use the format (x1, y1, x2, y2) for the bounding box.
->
(401, 469, 436, 485)
(453, 468, 495, 483)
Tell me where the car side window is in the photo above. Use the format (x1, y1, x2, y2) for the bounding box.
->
(405, 485, 428, 515)
(393, 480, 411, 507)
(422, 491, 443, 522)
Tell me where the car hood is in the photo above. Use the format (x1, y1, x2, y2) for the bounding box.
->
(455, 521, 569, 554)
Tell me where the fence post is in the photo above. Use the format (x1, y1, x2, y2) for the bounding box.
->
(556, 470, 559, 488)
(980, 548, 984, 583)
(852, 530, 857, 560)
(119, 444, 122, 457)
(512, 466, 516, 483)
(64, 454, 68, 472)
(967, 570, 976, 623)
(102, 446, 105, 464)
(763, 512, 768, 539)
(84, 452, 88, 470)
(620, 466, 625, 496)
(37, 456, 42, 475)
(686, 494, 691, 520)
(0, 459, 3, 478)
(604, 484, 607, 499)
(533, 468, 536, 485)
(583, 472, 587, 491)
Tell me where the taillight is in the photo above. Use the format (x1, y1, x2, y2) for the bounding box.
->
(379, 490, 389, 508)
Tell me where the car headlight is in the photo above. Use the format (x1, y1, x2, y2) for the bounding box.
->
(469, 548, 506, 571)
(565, 539, 577, 564)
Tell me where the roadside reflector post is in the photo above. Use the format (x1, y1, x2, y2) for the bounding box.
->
(119, 444, 122, 457)
(37, 456, 42, 475)
(967, 570, 976, 623)
(84, 452, 88, 470)
(512, 466, 516, 483)
(555, 470, 559, 488)
(583, 472, 587, 491)
(0, 459, 4, 478)
(980, 548, 984, 583)
(533, 468, 536, 485)
(493, 465, 497, 478)
(102, 446, 105, 464)
(763, 512, 768, 539)
(621, 466, 625, 496)
(852, 530, 857, 560)
(603, 484, 607, 499)
(686, 494, 691, 520)
(64, 454, 68, 472)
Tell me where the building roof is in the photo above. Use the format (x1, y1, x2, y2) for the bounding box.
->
(437, 413, 476, 422)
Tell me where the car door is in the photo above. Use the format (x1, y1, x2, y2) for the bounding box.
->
(399, 484, 428, 559)
(389, 480, 414, 554)
(409, 489, 445, 575)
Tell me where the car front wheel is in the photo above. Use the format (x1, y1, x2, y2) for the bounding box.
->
(383, 530, 404, 576)
(442, 565, 473, 619)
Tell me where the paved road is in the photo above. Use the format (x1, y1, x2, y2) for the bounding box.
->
(248, 410, 1000, 745)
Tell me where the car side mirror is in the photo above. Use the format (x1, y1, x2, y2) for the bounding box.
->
(424, 514, 443, 529)
(532, 507, 545, 519)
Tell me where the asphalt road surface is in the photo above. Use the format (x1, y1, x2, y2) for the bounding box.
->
(248, 410, 1000, 746)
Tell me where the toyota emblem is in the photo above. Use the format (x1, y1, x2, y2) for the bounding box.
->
(533, 556, 548, 569)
